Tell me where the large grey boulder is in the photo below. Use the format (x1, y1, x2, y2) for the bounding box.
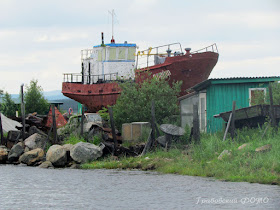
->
(62, 144, 73, 152)
(46, 145, 67, 167)
(8, 142, 24, 162)
(255, 144, 272, 152)
(156, 136, 167, 147)
(19, 148, 44, 166)
(70, 142, 103, 164)
(24, 133, 47, 150)
(7, 130, 21, 142)
(0, 146, 8, 163)
(218, 150, 231, 160)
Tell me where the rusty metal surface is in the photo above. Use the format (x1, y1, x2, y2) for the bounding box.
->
(136, 51, 219, 97)
(45, 106, 67, 128)
(62, 82, 121, 112)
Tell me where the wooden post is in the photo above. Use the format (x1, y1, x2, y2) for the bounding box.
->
(140, 129, 152, 156)
(141, 101, 157, 155)
(52, 104, 57, 144)
(151, 100, 156, 146)
(262, 119, 272, 139)
(269, 85, 277, 130)
(108, 107, 117, 155)
(223, 113, 232, 141)
(81, 104, 84, 137)
(192, 104, 200, 142)
(230, 101, 236, 140)
(155, 123, 160, 140)
(21, 84, 26, 141)
(0, 112, 4, 145)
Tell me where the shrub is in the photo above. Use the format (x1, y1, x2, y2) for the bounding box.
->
(113, 77, 182, 130)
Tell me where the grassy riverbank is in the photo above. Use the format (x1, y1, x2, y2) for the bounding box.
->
(82, 127, 280, 185)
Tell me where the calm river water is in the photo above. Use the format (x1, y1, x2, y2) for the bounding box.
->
(0, 165, 279, 210)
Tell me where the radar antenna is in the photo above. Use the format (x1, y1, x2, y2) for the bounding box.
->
(108, 9, 117, 43)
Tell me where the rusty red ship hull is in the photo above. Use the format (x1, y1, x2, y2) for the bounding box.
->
(62, 82, 121, 112)
(135, 51, 218, 96)
(62, 50, 218, 112)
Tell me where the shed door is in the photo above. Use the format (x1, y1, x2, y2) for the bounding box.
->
(199, 93, 207, 132)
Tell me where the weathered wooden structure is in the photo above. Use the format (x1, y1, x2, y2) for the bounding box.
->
(216, 104, 280, 129)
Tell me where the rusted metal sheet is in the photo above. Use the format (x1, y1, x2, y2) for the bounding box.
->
(45, 106, 67, 128)
(62, 82, 121, 112)
(135, 51, 219, 96)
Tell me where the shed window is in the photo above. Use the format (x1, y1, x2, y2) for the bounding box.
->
(249, 88, 266, 106)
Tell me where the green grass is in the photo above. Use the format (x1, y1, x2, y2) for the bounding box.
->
(63, 133, 102, 146)
(82, 127, 280, 185)
(63, 133, 86, 145)
(3, 132, 8, 138)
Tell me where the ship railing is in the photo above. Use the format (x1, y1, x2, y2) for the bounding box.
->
(63, 73, 83, 83)
(136, 43, 218, 69)
(136, 43, 183, 69)
(191, 43, 218, 54)
(63, 72, 119, 84)
(87, 72, 119, 84)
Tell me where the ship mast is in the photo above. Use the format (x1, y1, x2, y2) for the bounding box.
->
(108, 9, 116, 43)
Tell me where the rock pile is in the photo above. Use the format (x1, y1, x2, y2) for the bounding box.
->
(0, 132, 104, 169)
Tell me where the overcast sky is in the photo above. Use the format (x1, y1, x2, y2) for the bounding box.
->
(0, 0, 279, 94)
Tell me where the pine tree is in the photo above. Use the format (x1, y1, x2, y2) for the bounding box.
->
(1, 92, 17, 117)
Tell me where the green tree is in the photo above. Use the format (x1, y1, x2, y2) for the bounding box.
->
(268, 82, 280, 105)
(0, 89, 3, 111)
(24, 79, 49, 114)
(113, 77, 182, 129)
(1, 92, 17, 117)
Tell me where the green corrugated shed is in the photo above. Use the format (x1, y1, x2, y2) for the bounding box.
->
(192, 77, 280, 133)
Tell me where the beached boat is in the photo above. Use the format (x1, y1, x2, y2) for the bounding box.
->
(62, 34, 219, 112)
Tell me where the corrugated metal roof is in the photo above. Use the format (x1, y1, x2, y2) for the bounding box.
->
(209, 76, 280, 80)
